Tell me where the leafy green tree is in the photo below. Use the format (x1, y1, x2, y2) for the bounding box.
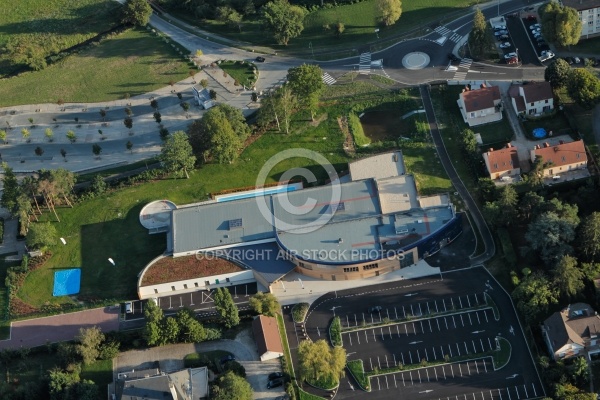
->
(126, 140, 134, 154)
(298, 339, 346, 384)
(258, 85, 297, 134)
(512, 271, 559, 323)
(150, 99, 159, 110)
(47, 367, 79, 400)
(92, 144, 102, 158)
(121, 0, 152, 26)
(60, 148, 67, 160)
(124, 117, 133, 130)
(249, 292, 281, 316)
(159, 126, 170, 141)
(287, 64, 324, 121)
(376, 0, 402, 26)
(571, 356, 589, 385)
(468, 9, 488, 59)
(1, 163, 20, 214)
(214, 287, 240, 328)
(176, 309, 206, 343)
(200, 79, 209, 89)
(66, 130, 77, 143)
(540, 2, 582, 47)
(154, 111, 162, 123)
(72, 380, 99, 400)
(553, 255, 584, 298)
(525, 211, 578, 265)
(334, 22, 345, 37)
(144, 296, 164, 323)
(144, 321, 162, 346)
(21, 127, 30, 142)
(45, 127, 54, 142)
(162, 316, 180, 344)
(217, 6, 243, 31)
(544, 58, 571, 88)
(99, 340, 120, 360)
(261, 0, 307, 45)
(16, 193, 33, 236)
(0, 129, 6, 144)
(26, 222, 57, 249)
(518, 191, 545, 222)
(579, 212, 600, 261)
(212, 371, 253, 400)
(160, 131, 196, 178)
(76, 326, 105, 365)
(477, 178, 497, 202)
(567, 68, 600, 109)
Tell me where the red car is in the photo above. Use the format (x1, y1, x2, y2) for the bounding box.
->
(507, 57, 519, 65)
(526, 15, 537, 21)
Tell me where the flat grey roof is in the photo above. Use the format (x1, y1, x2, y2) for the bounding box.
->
(222, 242, 295, 284)
(377, 175, 419, 214)
(349, 151, 405, 181)
(172, 198, 275, 254)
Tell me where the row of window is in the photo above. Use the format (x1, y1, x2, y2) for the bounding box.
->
(152, 278, 231, 293)
(343, 266, 359, 273)
(363, 263, 379, 270)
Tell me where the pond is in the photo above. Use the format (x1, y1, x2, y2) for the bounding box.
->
(360, 110, 424, 142)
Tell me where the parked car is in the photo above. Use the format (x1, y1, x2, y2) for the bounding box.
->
(565, 57, 575, 64)
(268, 372, 284, 381)
(369, 306, 382, 313)
(255, 56, 266, 62)
(494, 25, 507, 31)
(220, 355, 236, 365)
(499, 42, 511, 49)
(540, 50, 555, 61)
(494, 30, 509, 36)
(497, 35, 510, 41)
(529, 23, 541, 29)
(526, 15, 537, 21)
(125, 302, 133, 313)
(504, 52, 518, 59)
(574, 56, 581, 63)
(268, 378, 284, 389)
(507, 57, 518, 65)
(531, 28, 541, 34)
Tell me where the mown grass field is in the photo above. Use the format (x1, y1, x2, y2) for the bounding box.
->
(172, 0, 478, 55)
(0, 0, 121, 77)
(219, 60, 257, 88)
(16, 81, 451, 308)
(0, 28, 190, 106)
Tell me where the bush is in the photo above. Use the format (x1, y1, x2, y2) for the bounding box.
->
(292, 303, 309, 323)
(348, 112, 370, 147)
(0, 217, 4, 244)
(329, 316, 342, 347)
(223, 360, 246, 377)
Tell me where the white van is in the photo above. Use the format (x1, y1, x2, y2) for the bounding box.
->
(125, 302, 133, 313)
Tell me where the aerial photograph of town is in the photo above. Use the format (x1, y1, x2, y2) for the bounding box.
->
(0, 0, 600, 398)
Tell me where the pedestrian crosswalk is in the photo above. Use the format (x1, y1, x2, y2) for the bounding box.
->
(359, 52, 371, 75)
(434, 26, 462, 44)
(452, 58, 472, 81)
(322, 72, 337, 85)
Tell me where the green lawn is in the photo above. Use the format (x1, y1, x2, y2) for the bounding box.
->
(475, 118, 514, 145)
(14, 81, 452, 308)
(0, 28, 190, 106)
(565, 36, 600, 54)
(521, 112, 572, 140)
(171, 0, 478, 56)
(81, 358, 113, 397)
(0, 0, 120, 77)
(0, 350, 57, 385)
(218, 60, 257, 88)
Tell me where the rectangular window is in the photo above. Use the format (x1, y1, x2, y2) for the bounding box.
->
(363, 263, 379, 271)
(194, 282, 199, 287)
(469, 112, 475, 118)
(184, 284, 188, 289)
(154, 289, 158, 294)
(589, 20, 594, 25)
(226, 278, 230, 282)
(545, 99, 549, 103)
(343, 267, 359, 273)
(171, 286, 176, 291)
(205, 280, 210, 286)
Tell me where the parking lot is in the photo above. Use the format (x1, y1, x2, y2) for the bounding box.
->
(301, 267, 544, 399)
(497, 13, 541, 66)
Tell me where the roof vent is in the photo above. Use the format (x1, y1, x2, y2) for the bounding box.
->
(554, 147, 559, 152)
(338, 238, 343, 244)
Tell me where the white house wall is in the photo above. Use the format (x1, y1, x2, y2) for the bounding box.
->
(260, 351, 284, 362)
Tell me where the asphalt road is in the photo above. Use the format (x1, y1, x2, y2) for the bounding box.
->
(299, 267, 544, 400)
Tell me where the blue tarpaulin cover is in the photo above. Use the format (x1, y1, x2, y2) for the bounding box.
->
(53, 269, 81, 296)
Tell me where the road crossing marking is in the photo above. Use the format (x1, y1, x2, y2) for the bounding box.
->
(434, 26, 463, 43)
(359, 52, 371, 75)
(322, 72, 336, 85)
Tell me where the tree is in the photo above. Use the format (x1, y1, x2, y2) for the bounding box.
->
(21, 127, 31, 142)
(468, 9, 489, 59)
(176, 309, 206, 343)
(180, 102, 190, 113)
(72, 380, 99, 400)
(90, 175, 107, 195)
(160, 131, 196, 179)
(553, 255, 584, 298)
(99, 109, 106, 121)
(200, 79, 209, 89)
(217, 6, 243, 31)
(567, 68, 600, 109)
(76, 326, 105, 365)
(121, 0, 152, 26)
(144, 295, 164, 323)
(159, 126, 170, 141)
(150, 99, 159, 110)
(0, 129, 6, 144)
(261, 0, 307, 45)
(376, 0, 402, 26)
(287, 64, 324, 121)
(45, 127, 54, 142)
(540, 2, 582, 47)
(511, 271, 559, 323)
(518, 191, 545, 223)
(145, 321, 162, 346)
(477, 178, 497, 203)
(526, 211, 579, 265)
(1, 163, 20, 214)
(579, 212, 600, 261)
(249, 292, 280, 317)
(544, 58, 571, 88)
(334, 21, 345, 37)
(572, 356, 590, 385)
(47, 367, 79, 400)
(35, 146, 44, 157)
(214, 287, 240, 328)
(153, 111, 162, 123)
(26, 222, 57, 249)
(298, 339, 346, 384)
(126, 140, 133, 154)
(92, 144, 102, 158)
(60, 148, 67, 161)
(212, 371, 253, 400)
(209, 89, 217, 100)
(66, 130, 77, 143)
(16, 193, 34, 235)
(162, 316, 180, 344)
(124, 117, 133, 130)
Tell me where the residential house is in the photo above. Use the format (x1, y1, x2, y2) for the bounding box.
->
(561, 0, 600, 39)
(508, 82, 554, 116)
(541, 303, 600, 360)
(252, 315, 284, 361)
(482, 143, 521, 180)
(457, 84, 502, 127)
(115, 367, 208, 400)
(530, 139, 587, 177)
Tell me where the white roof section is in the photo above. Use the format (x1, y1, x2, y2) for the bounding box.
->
(349, 151, 405, 181)
(376, 175, 419, 214)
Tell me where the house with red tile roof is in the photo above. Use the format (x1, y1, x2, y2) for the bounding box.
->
(530, 139, 587, 177)
(252, 315, 284, 361)
(457, 85, 502, 127)
(508, 82, 554, 116)
(482, 144, 520, 180)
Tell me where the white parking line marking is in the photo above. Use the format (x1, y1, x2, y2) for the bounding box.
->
(387, 308, 390, 321)
(417, 349, 420, 362)
(443, 365, 447, 379)
(476, 312, 481, 324)
(401, 353, 405, 365)
(459, 297, 463, 308)
(451, 298, 455, 310)
(429, 319, 433, 332)
(395, 307, 398, 320)
(441, 346, 444, 358)
(488, 337, 493, 351)
(507, 387, 511, 400)
(394, 374, 397, 388)
(532, 383, 537, 397)
(413, 322, 417, 334)
(450, 364, 455, 378)
(405, 324, 409, 336)
(380, 327, 385, 340)
(418, 369, 422, 383)
(435, 301, 439, 313)
(433, 347, 437, 360)
(348, 334, 353, 346)
(377, 377, 381, 391)
(467, 295, 471, 308)
(434, 367, 438, 380)
(458, 363, 463, 376)
(355, 314, 358, 326)
(480, 338, 485, 352)
(449, 344, 453, 357)
(468, 313, 472, 325)
(472, 340, 477, 353)
(475, 360, 479, 374)
(377, 356, 381, 369)
(389, 326, 393, 339)
(426, 368, 430, 382)
(393, 353, 397, 366)
(409, 351, 413, 364)
(385, 375, 389, 389)
(445, 317, 449, 330)
(443, 299, 447, 312)
(370, 358, 373, 370)
(420, 320, 425, 333)
(410, 371, 414, 385)
(464, 342, 469, 354)
(484, 310, 489, 323)
(523, 385, 528, 398)
(456, 343, 461, 356)
(515, 385, 520, 399)
(411, 304, 415, 316)
(460, 314, 464, 327)
(385, 354, 389, 368)
(498, 389, 502, 400)
(402, 373, 405, 386)
(346, 315, 350, 327)
(483, 360, 487, 373)
(356, 331, 360, 345)
(397, 325, 401, 337)
(481, 392, 484, 400)
(403, 306, 406, 319)
(365, 330, 368, 343)
(427, 303, 431, 315)
(373, 329, 377, 342)
(466, 362, 471, 375)
(437, 318, 441, 331)
(419, 303, 423, 316)
(452, 315, 457, 328)
(425, 348, 428, 361)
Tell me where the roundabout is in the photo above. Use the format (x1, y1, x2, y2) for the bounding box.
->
(402, 52, 431, 70)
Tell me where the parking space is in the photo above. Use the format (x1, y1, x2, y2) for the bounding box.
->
(301, 267, 544, 399)
(503, 13, 540, 66)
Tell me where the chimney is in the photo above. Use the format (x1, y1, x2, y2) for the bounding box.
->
(489, 148, 494, 152)
(544, 142, 550, 148)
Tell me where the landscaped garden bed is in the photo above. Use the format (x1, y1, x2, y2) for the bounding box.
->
(141, 255, 243, 286)
(218, 60, 257, 88)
